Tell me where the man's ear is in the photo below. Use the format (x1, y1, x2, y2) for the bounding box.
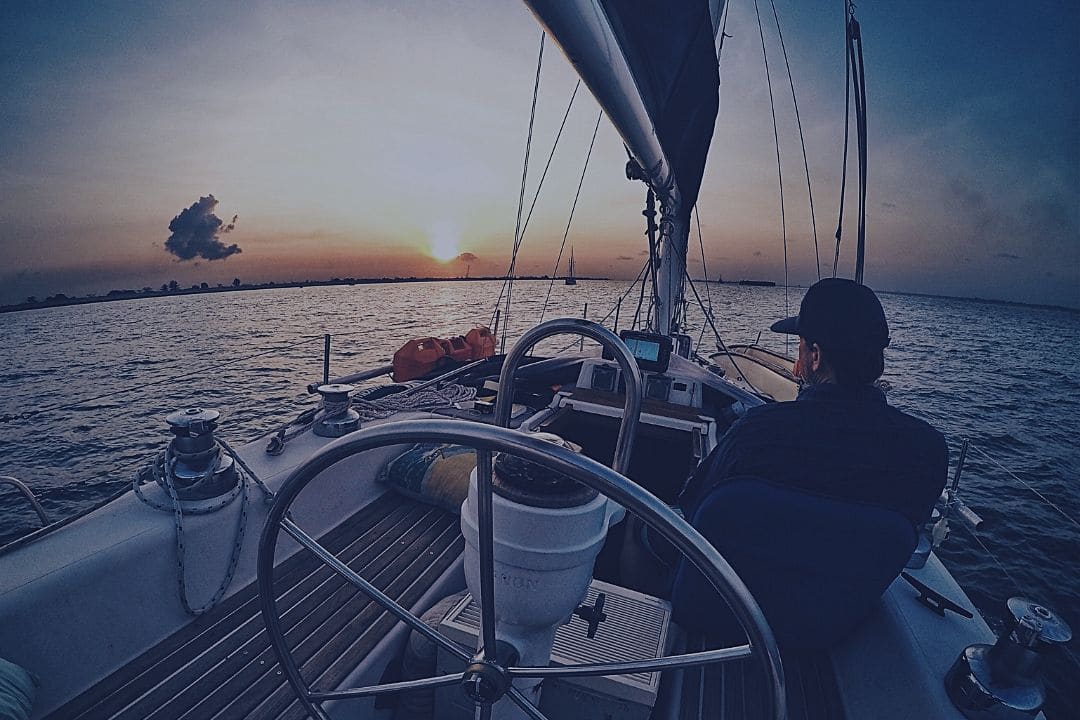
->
(808, 342, 824, 372)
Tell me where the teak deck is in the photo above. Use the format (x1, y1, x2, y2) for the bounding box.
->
(47, 489, 841, 720)
(48, 493, 463, 720)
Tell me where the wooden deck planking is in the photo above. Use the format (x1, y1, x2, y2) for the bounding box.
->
(678, 642, 844, 720)
(47, 492, 463, 720)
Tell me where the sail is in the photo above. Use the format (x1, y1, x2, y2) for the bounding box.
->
(524, 0, 724, 334)
(524, 0, 722, 217)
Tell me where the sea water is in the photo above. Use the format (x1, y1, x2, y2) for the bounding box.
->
(1, 279, 1078, 712)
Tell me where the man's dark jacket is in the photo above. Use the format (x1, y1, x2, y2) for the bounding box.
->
(680, 382, 948, 526)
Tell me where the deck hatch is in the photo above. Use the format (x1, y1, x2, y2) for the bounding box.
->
(439, 578, 673, 707)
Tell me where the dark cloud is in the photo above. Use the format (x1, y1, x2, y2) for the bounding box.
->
(994, 252, 1022, 260)
(753, 251, 762, 257)
(638, 249, 650, 256)
(881, 201, 897, 209)
(617, 255, 633, 261)
(165, 195, 241, 261)
(457, 252, 477, 263)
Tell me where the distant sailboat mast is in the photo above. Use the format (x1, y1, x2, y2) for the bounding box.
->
(565, 246, 577, 285)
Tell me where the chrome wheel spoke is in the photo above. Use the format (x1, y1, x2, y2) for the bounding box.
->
(507, 686, 549, 720)
(474, 448, 498, 661)
(281, 518, 471, 663)
(507, 644, 752, 679)
(308, 672, 463, 701)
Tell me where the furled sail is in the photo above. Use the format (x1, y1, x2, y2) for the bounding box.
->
(525, 0, 724, 334)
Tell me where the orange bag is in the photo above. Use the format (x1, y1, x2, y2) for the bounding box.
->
(465, 326, 495, 360)
(392, 337, 449, 382)
(442, 335, 473, 362)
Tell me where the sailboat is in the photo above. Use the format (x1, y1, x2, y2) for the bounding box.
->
(564, 248, 576, 286)
(0, 2, 1068, 720)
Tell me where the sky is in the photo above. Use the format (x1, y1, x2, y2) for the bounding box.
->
(1, 1, 1077, 309)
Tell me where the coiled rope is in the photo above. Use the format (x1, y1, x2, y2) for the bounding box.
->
(133, 438, 274, 616)
(351, 383, 477, 421)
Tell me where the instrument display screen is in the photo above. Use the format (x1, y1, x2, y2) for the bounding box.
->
(624, 337, 661, 363)
(603, 330, 673, 373)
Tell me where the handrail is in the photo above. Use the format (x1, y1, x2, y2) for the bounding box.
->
(494, 317, 642, 475)
(0, 475, 50, 526)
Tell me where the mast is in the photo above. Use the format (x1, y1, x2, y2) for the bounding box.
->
(524, 0, 723, 336)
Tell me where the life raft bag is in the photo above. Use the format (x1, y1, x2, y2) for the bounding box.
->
(391, 327, 496, 382)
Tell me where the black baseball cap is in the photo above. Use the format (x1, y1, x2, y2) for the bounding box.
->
(770, 278, 890, 351)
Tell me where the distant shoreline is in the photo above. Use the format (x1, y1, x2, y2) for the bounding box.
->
(0, 276, 605, 315)
(2, 275, 1075, 315)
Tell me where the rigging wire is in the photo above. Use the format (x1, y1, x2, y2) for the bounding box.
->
(752, 0, 791, 354)
(849, 5, 869, 284)
(496, 77, 583, 348)
(492, 31, 545, 351)
(553, 261, 651, 355)
(539, 110, 603, 324)
(683, 270, 766, 399)
(832, 0, 853, 277)
(693, 205, 715, 351)
(969, 444, 1080, 530)
(769, 0, 821, 280)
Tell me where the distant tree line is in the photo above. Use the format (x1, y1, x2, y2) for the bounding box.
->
(3, 275, 572, 314)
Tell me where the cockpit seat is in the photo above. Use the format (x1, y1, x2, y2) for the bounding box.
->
(671, 476, 918, 649)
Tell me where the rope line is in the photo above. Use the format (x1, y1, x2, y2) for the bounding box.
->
(969, 444, 1080, 530)
(133, 439, 274, 615)
(770, 0, 821, 280)
(539, 110, 603, 324)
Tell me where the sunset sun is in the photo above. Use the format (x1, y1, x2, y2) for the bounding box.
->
(428, 222, 459, 262)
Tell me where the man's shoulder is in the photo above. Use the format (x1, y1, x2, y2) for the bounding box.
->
(882, 403, 948, 453)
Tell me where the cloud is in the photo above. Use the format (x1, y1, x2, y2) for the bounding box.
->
(881, 201, 897, 209)
(617, 255, 633, 261)
(994, 252, 1022, 260)
(456, 252, 477, 263)
(164, 195, 241, 261)
(753, 251, 762, 257)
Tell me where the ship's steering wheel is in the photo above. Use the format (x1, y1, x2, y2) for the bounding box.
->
(257, 321, 786, 720)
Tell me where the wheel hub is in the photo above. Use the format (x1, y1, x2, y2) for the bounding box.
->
(461, 658, 511, 705)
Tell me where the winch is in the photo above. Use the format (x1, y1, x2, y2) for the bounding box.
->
(946, 596, 1072, 719)
(163, 407, 237, 500)
(312, 383, 360, 437)
(459, 433, 625, 719)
